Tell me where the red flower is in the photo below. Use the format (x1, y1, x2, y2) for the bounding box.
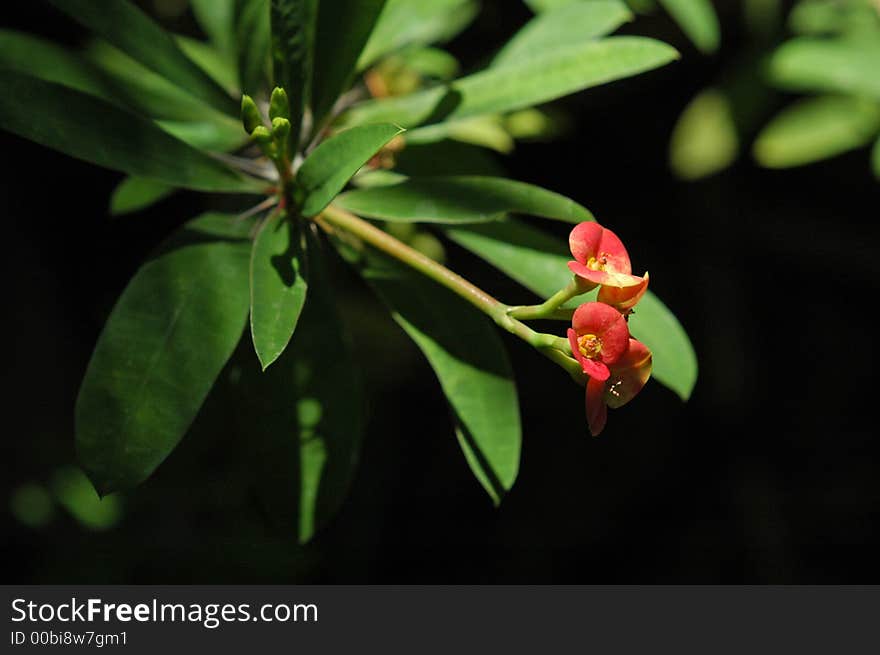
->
(567, 222, 648, 312)
(585, 338, 653, 436)
(566, 302, 630, 381)
(567, 302, 653, 436)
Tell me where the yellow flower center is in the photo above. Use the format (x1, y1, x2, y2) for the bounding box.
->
(587, 254, 609, 271)
(577, 333, 602, 359)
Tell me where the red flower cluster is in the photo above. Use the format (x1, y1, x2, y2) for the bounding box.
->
(565, 222, 653, 436)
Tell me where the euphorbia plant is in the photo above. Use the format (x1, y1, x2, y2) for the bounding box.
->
(0, 0, 697, 541)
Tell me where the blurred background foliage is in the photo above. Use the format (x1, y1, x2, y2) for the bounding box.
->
(2, 0, 879, 582)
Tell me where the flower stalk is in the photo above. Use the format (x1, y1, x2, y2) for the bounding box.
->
(318, 204, 581, 379)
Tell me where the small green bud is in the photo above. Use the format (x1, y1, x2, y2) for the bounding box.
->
(271, 117, 291, 161)
(251, 125, 272, 144)
(241, 94, 263, 134)
(269, 87, 290, 121)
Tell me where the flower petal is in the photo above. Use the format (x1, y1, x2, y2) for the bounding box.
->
(569, 222, 603, 264)
(586, 376, 608, 437)
(568, 222, 632, 274)
(571, 302, 630, 364)
(605, 338, 652, 409)
(598, 271, 650, 312)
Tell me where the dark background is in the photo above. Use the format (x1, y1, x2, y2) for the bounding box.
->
(2, 1, 879, 583)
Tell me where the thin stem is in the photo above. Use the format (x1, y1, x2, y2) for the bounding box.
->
(320, 204, 502, 315)
(508, 277, 589, 321)
(318, 204, 583, 380)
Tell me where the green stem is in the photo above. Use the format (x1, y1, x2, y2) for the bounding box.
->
(319, 204, 582, 378)
(508, 277, 588, 320)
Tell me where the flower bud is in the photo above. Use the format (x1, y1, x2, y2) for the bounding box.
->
(269, 87, 290, 122)
(240, 94, 263, 135)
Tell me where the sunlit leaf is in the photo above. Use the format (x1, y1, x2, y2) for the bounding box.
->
(405, 116, 515, 153)
(493, 1, 633, 67)
(343, 37, 679, 128)
(0, 72, 260, 192)
(312, 0, 387, 126)
(176, 35, 239, 94)
(297, 123, 404, 216)
(358, 0, 479, 70)
(788, 0, 880, 36)
(669, 88, 739, 180)
(250, 212, 309, 370)
(47, 0, 237, 115)
(109, 176, 176, 216)
(657, 0, 721, 53)
(359, 255, 521, 504)
(753, 96, 880, 168)
(76, 214, 252, 494)
(232, 236, 364, 543)
(767, 36, 880, 101)
(336, 176, 593, 223)
(443, 220, 698, 399)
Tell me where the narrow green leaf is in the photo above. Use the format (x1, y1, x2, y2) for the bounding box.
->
(176, 35, 239, 94)
(191, 0, 237, 55)
(47, 0, 237, 116)
(297, 123, 404, 217)
(767, 37, 880, 101)
(657, 0, 721, 53)
(360, 256, 521, 504)
(753, 96, 880, 168)
(788, 0, 880, 36)
(524, 0, 577, 11)
(232, 238, 363, 543)
(235, 0, 271, 94)
(76, 213, 252, 494)
(312, 0, 387, 127)
(399, 47, 460, 81)
(250, 212, 309, 370)
(271, 0, 318, 150)
(0, 71, 260, 192)
(405, 116, 515, 153)
(335, 176, 593, 224)
(0, 29, 117, 99)
(443, 220, 698, 400)
(109, 176, 176, 215)
(343, 37, 679, 128)
(493, 1, 633, 67)
(358, 0, 479, 70)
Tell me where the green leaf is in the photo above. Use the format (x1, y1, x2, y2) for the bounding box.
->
(493, 1, 633, 67)
(342, 36, 679, 128)
(271, 0, 318, 150)
(232, 237, 364, 543)
(51, 467, 123, 531)
(335, 176, 593, 224)
(312, 0, 387, 127)
(443, 220, 698, 400)
(657, 0, 720, 53)
(250, 212, 309, 370)
(393, 140, 504, 177)
(191, 0, 237, 55)
(235, 0, 271, 94)
(753, 96, 880, 168)
(358, 0, 479, 70)
(360, 256, 521, 504)
(0, 29, 117, 100)
(399, 47, 460, 81)
(297, 123, 404, 217)
(176, 35, 239, 94)
(405, 116, 515, 153)
(524, 0, 577, 11)
(47, 0, 237, 116)
(109, 176, 176, 216)
(767, 36, 880, 101)
(788, 0, 880, 37)
(76, 213, 253, 494)
(0, 71, 260, 192)
(669, 87, 739, 180)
